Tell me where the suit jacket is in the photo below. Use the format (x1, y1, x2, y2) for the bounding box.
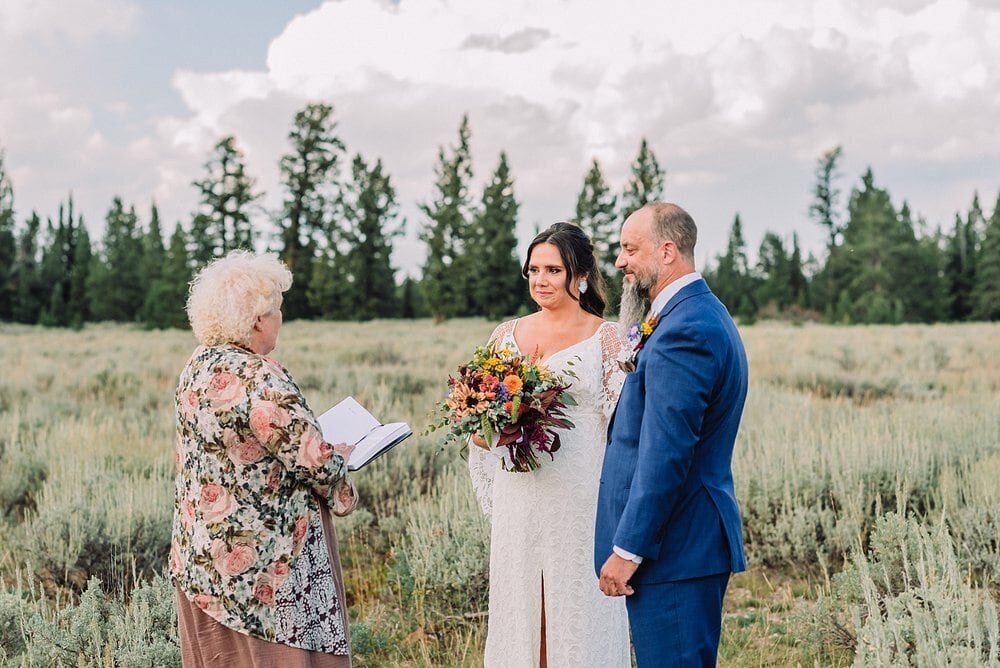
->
(595, 279, 748, 583)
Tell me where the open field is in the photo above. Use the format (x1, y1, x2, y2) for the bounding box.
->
(1, 319, 998, 666)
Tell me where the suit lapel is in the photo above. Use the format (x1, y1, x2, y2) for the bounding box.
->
(608, 279, 713, 435)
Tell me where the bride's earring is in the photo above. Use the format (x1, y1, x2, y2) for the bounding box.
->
(578, 279, 588, 294)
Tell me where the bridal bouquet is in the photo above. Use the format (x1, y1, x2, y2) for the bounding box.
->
(432, 343, 576, 472)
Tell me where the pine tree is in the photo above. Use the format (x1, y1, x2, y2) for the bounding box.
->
(469, 152, 525, 319)
(754, 232, 793, 309)
(67, 224, 92, 328)
(575, 158, 619, 312)
(307, 250, 352, 319)
(398, 276, 427, 318)
(341, 154, 401, 320)
(13, 212, 43, 323)
(621, 138, 665, 219)
(943, 194, 983, 321)
(278, 103, 345, 319)
(971, 191, 1000, 320)
(139, 204, 166, 291)
(191, 136, 261, 265)
(789, 232, 807, 307)
(831, 169, 898, 323)
(419, 115, 476, 322)
(824, 169, 937, 324)
(808, 146, 845, 315)
(142, 224, 192, 329)
(0, 151, 16, 320)
(810, 146, 844, 249)
(88, 197, 145, 321)
(708, 214, 756, 320)
(38, 198, 90, 327)
(891, 202, 945, 323)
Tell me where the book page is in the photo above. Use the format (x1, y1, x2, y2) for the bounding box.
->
(317, 396, 380, 446)
(350, 422, 410, 469)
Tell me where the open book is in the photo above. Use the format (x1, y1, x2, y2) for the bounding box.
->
(316, 396, 411, 471)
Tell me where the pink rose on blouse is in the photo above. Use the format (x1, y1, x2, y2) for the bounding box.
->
(193, 593, 225, 618)
(296, 427, 333, 469)
(252, 572, 276, 606)
(180, 389, 199, 419)
(211, 539, 258, 578)
(199, 484, 237, 524)
(180, 499, 196, 529)
(207, 372, 246, 411)
(225, 432, 267, 467)
(267, 561, 291, 588)
(335, 479, 357, 514)
(292, 513, 310, 554)
(169, 541, 183, 576)
(249, 401, 291, 444)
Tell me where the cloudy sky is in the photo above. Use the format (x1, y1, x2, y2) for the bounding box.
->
(2, 0, 998, 275)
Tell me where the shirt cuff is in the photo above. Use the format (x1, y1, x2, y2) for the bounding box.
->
(613, 545, 643, 564)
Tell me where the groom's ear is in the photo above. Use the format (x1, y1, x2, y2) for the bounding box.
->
(661, 239, 679, 264)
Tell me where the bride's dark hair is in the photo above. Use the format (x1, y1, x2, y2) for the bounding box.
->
(522, 222, 607, 318)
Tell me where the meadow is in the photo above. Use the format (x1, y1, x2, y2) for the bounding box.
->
(0, 319, 998, 666)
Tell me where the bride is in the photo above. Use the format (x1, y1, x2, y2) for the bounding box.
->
(469, 222, 631, 667)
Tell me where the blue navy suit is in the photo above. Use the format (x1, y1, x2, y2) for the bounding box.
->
(595, 278, 748, 666)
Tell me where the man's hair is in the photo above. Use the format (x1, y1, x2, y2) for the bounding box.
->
(646, 202, 697, 260)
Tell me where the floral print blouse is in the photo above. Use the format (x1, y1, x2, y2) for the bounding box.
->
(170, 344, 357, 652)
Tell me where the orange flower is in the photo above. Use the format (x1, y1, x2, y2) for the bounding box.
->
(446, 382, 474, 419)
(504, 401, 513, 413)
(503, 374, 523, 395)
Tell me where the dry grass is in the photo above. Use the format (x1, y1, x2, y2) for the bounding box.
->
(0, 319, 997, 666)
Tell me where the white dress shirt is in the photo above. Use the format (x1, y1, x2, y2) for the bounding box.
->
(613, 272, 702, 564)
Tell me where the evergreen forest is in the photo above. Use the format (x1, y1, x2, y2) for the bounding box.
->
(1, 105, 997, 328)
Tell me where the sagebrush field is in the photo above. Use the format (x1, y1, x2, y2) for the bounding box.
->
(0, 320, 998, 666)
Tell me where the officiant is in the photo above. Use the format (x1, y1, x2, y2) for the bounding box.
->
(170, 249, 358, 667)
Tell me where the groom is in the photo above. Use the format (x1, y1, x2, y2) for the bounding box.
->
(595, 202, 748, 666)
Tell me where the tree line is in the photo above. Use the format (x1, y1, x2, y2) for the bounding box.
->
(0, 104, 997, 328)
(705, 147, 1000, 323)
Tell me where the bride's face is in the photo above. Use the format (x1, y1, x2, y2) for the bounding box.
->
(526, 242, 579, 311)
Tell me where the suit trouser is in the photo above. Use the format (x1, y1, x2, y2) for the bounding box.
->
(625, 572, 730, 668)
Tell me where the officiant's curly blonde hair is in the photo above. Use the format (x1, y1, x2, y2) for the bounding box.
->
(186, 250, 292, 347)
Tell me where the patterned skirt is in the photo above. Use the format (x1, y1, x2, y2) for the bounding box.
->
(176, 503, 351, 667)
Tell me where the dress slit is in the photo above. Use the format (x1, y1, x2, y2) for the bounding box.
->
(539, 571, 547, 668)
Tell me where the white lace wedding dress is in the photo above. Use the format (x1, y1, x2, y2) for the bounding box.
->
(469, 319, 631, 668)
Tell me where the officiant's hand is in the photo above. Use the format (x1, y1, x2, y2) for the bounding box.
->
(599, 554, 638, 597)
(333, 442, 355, 462)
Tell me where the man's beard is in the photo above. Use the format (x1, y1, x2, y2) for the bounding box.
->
(618, 270, 656, 331)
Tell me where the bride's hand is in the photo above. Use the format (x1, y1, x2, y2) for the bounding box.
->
(471, 433, 490, 450)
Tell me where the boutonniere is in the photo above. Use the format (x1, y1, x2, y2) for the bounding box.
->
(618, 314, 660, 372)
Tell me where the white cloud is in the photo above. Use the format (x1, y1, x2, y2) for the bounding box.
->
(2, 0, 999, 275)
(0, 0, 137, 41)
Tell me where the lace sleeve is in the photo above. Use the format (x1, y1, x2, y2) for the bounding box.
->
(469, 438, 499, 517)
(467, 319, 515, 518)
(487, 320, 515, 347)
(600, 322, 628, 419)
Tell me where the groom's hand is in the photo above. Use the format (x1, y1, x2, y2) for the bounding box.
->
(599, 554, 638, 597)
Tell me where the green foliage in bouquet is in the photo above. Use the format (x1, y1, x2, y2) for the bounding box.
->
(430, 343, 577, 472)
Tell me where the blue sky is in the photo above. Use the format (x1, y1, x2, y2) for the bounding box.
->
(2, 0, 998, 276)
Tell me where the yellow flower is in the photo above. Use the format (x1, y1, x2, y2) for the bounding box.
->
(640, 321, 653, 336)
